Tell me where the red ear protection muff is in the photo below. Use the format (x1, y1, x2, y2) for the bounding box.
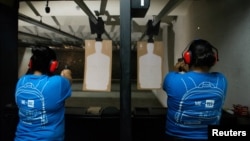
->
(182, 45, 219, 65)
(28, 59, 58, 73)
(182, 50, 218, 65)
(183, 51, 192, 64)
(49, 60, 59, 73)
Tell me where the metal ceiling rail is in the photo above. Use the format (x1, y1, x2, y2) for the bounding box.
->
(25, 1, 40, 16)
(138, 0, 184, 41)
(18, 31, 83, 47)
(74, 0, 97, 24)
(18, 13, 83, 42)
(18, 31, 52, 41)
(99, 0, 107, 16)
(153, 0, 184, 26)
(25, 1, 63, 37)
(74, 0, 113, 41)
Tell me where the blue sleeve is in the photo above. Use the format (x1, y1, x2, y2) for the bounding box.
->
(163, 71, 177, 92)
(217, 72, 228, 98)
(60, 77, 72, 99)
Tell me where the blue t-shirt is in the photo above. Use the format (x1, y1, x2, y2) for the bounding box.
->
(163, 71, 227, 140)
(15, 74, 72, 141)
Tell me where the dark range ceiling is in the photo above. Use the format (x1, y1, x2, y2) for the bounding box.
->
(18, 0, 191, 48)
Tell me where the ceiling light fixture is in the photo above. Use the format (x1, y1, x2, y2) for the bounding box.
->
(45, 0, 50, 13)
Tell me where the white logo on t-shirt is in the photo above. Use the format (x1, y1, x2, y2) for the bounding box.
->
(205, 100, 214, 108)
(27, 100, 34, 108)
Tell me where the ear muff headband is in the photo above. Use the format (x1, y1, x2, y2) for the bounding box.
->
(28, 59, 59, 73)
(182, 45, 219, 65)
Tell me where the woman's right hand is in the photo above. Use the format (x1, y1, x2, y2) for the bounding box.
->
(174, 60, 189, 72)
(61, 69, 72, 85)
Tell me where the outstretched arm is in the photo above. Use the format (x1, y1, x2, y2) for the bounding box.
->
(61, 69, 72, 85)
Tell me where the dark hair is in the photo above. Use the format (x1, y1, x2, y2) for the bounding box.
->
(27, 46, 57, 75)
(188, 39, 217, 68)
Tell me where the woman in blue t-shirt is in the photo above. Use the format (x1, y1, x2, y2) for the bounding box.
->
(163, 39, 228, 141)
(15, 46, 72, 141)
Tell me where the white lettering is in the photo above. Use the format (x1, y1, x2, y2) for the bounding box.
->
(212, 129, 247, 136)
(195, 101, 202, 106)
(212, 129, 219, 136)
